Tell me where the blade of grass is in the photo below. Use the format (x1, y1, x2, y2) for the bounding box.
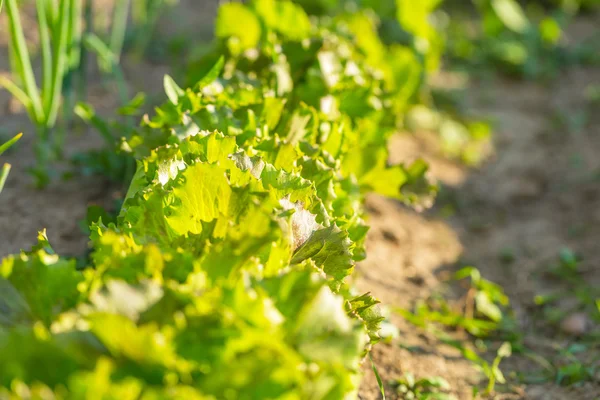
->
(0, 76, 33, 117)
(0, 163, 12, 194)
(0, 133, 22, 156)
(370, 354, 387, 400)
(5, 0, 45, 124)
(45, 0, 70, 128)
(0, 132, 20, 193)
(84, 32, 129, 103)
(84, 33, 117, 71)
(36, 0, 53, 114)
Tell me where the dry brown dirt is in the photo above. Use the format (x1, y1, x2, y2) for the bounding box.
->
(358, 23, 600, 399)
(1, 4, 599, 400)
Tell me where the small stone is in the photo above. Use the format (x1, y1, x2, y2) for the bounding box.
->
(560, 313, 588, 336)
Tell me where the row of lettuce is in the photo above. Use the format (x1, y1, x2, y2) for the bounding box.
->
(0, 0, 443, 398)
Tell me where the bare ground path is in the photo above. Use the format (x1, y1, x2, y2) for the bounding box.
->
(358, 52, 600, 399)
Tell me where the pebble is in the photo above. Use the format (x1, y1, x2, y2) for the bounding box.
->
(560, 313, 588, 336)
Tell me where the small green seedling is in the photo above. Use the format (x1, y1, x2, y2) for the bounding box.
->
(555, 344, 597, 385)
(442, 337, 512, 395)
(396, 266, 521, 395)
(396, 266, 512, 338)
(455, 266, 510, 327)
(537, 249, 600, 327)
(392, 373, 455, 400)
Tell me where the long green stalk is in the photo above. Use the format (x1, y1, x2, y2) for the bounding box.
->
(57, 0, 84, 154)
(109, 0, 131, 67)
(84, 32, 128, 103)
(67, 0, 83, 72)
(46, 0, 70, 128)
(5, 0, 45, 124)
(36, 0, 53, 115)
(78, 0, 93, 101)
(7, 37, 20, 86)
(45, 0, 58, 26)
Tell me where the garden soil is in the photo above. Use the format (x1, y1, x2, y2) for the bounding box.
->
(358, 16, 600, 399)
(0, 4, 599, 400)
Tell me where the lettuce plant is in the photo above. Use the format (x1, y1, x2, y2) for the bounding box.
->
(0, 0, 440, 398)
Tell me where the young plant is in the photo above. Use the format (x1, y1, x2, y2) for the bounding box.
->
(535, 249, 600, 330)
(395, 265, 519, 395)
(1, 0, 83, 186)
(395, 266, 513, 338)
(82, 32, 129, 103)
(84, 0, 177, 104)
(555, 344, 597, 385)
(442, 338, 512, 395)
(392, 373, 455, 400)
